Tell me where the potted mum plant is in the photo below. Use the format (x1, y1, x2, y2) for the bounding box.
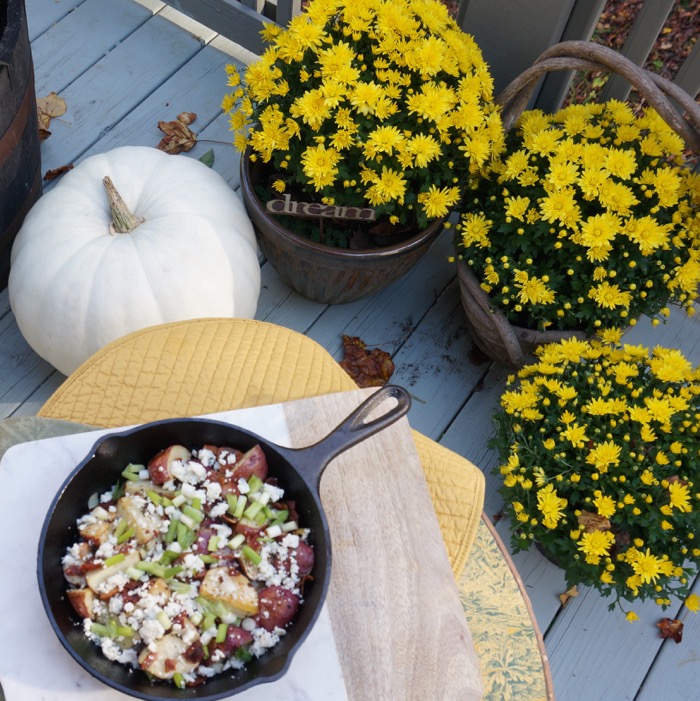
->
(492, 336, 700, 620)
(223, 0, 503, 304)
(453, 98, 700, 365)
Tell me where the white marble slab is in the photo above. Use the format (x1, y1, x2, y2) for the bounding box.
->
(0, 405, 347, 701)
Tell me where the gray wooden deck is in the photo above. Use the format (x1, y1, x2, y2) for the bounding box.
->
(2, 1, 699, 699)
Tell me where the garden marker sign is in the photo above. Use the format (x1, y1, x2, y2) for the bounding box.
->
(266, 194, 376, 221)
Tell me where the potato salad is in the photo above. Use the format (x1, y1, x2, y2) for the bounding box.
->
(62, 442, 314, 689)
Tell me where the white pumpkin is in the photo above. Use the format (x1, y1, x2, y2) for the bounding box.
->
(9, 146, 261, 376)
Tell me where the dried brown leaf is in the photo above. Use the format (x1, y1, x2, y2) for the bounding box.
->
(339, 335, 394, 389)
(43, 164, 74, 181)
(156, 112, 198, 154)
(559, 586, 579, 607)
(36, 92, 67, 132)
(657, 618, 683, 644)
(578, 510, 611, 532)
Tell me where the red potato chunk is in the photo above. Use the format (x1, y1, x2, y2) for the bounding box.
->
(256, 586, 300, 631)
(209, 625, 253, 659)
(231, 445, 268, 482)
(147, 445, 191, 485)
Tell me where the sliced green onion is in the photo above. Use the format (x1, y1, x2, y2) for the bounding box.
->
(112, 480, 125, 500)
(182, 505, 204, 524)
(202, 613, 216, 633)
(157, 611, 172, 630)
(243, 500, 264, 520)
(173, 672, 186, 689)
(107, 618, 119, 638)
(104, 553, 126, 567)
(163, 565, 184, 579)
(161, 496, 173, 508)
(235, 646, 253, 663)
(113, 519, 128, 539)
(146, 490, 162, 505)
(164, 518, 178, 544)
(89, 622, 109, 637)
(160, 550, 179, 566)
(192, 497, 202, 511)
(127, 566, 144, 581)
(117, 527, 135, 545)
(136, 561, 166, 578)
(87, 492, 99, 509)
(121, 463, 144, 482)
(172, 494, 187, 508)
(177, 522, 196, 550)
(207, 535, 220, 552)
(241, 545, 262, 566)
(269, 509, 289, 527)
(215, 622, 228, 644)
(253, 509, 268, 526)
(228, 533, 246, 550)
(266, 525, 282, 538)
(116, 625, 135, 638)
(253, 491, 271, 506)
(169, 581, 192, 596)
(199, 554, 218, 565)
(281, 520, 299, 532)
(247, 475, 263, 494)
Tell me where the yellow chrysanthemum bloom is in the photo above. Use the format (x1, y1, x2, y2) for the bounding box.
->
(578, 530, 615, 565)
(537, 483, 568, 529)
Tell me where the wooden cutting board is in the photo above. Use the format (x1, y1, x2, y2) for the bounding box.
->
(283, 389, 482, 701)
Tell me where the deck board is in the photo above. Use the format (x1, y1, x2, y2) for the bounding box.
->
(3, 1, 698, 699)
(30, 0, 155, 96)
(38, 15, 206, 172)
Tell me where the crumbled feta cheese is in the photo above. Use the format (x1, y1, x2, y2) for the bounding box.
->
(139, 619, 166, 645)
(205, 481, 223, 502)
(262, 483, 285, 503)
(209, 502, 228, 518)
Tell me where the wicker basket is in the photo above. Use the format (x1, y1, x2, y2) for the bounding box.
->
(457, 40, 700, 367)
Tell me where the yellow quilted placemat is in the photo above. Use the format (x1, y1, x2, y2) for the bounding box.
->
(38, 318, 484, 578)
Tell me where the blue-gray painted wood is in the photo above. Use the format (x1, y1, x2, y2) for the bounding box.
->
(38, 15, 204, 173)
(24, 0, 86, 41)
(31, 0, 155, 96)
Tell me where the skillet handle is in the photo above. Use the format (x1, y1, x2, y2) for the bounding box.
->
(287, 385, 411, 490)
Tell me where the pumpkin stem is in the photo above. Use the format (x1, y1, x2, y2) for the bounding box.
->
(103, 176, 144, 234)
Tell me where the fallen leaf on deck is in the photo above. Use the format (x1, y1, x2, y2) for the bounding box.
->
(578, 510, 611, 532)
(157, 112, 198, 154)
(44, 164, 74, 181)
(37, 92, 67, 133)
(657, 617, 683, 644)
(339, 335, 394, 388)
(559, 586, 579, 607)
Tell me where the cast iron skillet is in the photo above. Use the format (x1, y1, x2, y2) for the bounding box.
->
(38, 385, 411, 700)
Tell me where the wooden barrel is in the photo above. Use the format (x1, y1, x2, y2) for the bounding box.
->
(0, 0, 41, 289)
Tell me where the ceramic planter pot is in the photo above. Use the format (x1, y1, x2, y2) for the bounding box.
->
(456, 259, 589, 367)
(239, 153, 445, 305)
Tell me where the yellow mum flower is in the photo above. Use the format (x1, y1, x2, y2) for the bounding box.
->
(537, 483, 568, 529)
(578, 530, 615, 565)
(668, 482, 692, 513)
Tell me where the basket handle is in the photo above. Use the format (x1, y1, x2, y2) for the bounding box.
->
(495, 40, 700, 153)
